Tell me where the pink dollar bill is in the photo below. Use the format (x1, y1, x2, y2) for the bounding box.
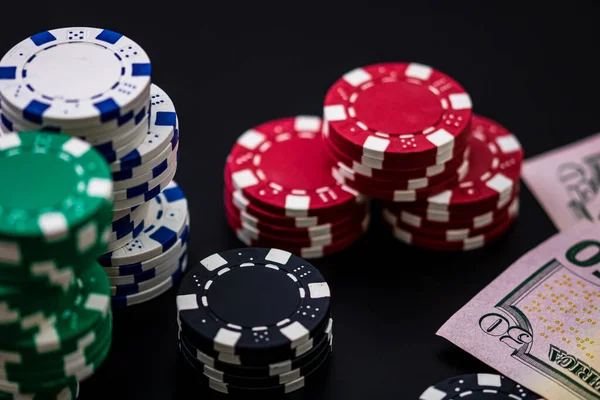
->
(437, 221, 600, 400)
(522, 133, 600, 230)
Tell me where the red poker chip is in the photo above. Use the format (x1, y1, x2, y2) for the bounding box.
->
(323, 62, 472, 162)
(323, 116, 471, 170)
(384, 209, 518, 251)
(385, 184, 521, 223)
(403, 114, 523, 213)
(332, 147, 469, 192)
(225, 200, 369, 248)
(225, 191, 368, 240)
(224, 172, 368, 228)
(226, 207, 368, 259)
(383, 198, 519, 241)
(226, 115, 366, 218)
(332, 159, 470, 202)
(383, 194, 520, 231)
(322, 128, 469, 181)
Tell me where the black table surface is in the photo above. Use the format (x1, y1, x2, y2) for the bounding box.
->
(3, 3, 600, 399)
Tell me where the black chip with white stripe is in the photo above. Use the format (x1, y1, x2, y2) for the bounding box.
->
(176, 247, 331, 365)
(419, 373, 544, 399)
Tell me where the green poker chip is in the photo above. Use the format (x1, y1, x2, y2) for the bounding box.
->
(2, 312, 112, 382)
(0, 131, 113, 274)
(0, 262, 111, 357)
(0, 376, 79, 399)
(0, 279, 79, 337)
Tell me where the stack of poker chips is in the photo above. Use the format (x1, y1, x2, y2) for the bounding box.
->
(322, 62, 523, 251)
(0, 27, 188, 307)
(224, 116, 370, 258)
(176, 248, 333, 396)
(0, 131, 113, 398)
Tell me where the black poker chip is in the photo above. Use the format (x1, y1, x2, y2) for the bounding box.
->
(176, 248, 331, 364)
(180, 328, 332, 388)
(179, 336, 332, 396)
(419, 373, 544, 399)
(179, 317, 333, 381)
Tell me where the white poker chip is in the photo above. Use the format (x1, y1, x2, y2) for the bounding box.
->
(110, 243, 188, 292)
(111, 133, 179, 180)
(101, 180, 188, 265)
(112, 159, 178, 200)
(111, 251, 188, 308)
(110, 83, 177, 171)
(102, 219, 189, 271)
(0, 84, 150, 138)
(113, 149, 177, 191)
(0, 27, 151, 126)
(112, 163, 177, 211)
(111, 202, 150, 231)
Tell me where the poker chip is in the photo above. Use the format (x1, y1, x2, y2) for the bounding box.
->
(401, 115, 523, 212)
(111, 250, 188, 309)
(383, 199, 519, 242)
(103, 181, 190, 307)
(384, 208, 518, 251)
(0, 131, 112, 277)
(323, 62, 472, 162)
(177, 248, 331, 360)
(0, 262, 112, 396)
(182, 318, 333, 378)
(101, 181, 188, 265)
(223, 116, 370, 258)
(0, 27, 151, 127)
(227, 116, 366, 218)
(419, 373, 543, 399)
(176, 248, 333, 395)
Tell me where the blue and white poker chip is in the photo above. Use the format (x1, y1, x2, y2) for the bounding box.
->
(112, 130, 179, 180)
(111, 251, 188, 308)
(102, 223, 189, 273)
(113, 149, 177, 191)
(110, 202, 149, 242)
(112, 163, 178, 211)
(0, 91, 150, 141)
(90, 107, 149, 152)
(0, 27, 151, 127)
(111, 245, 188, 295)
(102, 180, 188, 265)
(112, 159, 178, 200)
(110, 84, 177, 172)
(95, 120, 149, 164)
(105, 214, 146, 253)
(108, 238, 188, 286)
(113, 163, 177, 210)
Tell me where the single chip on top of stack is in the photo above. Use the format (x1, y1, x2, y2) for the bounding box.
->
(224, 115, 370, 259)
(322, 62, 523, 250)
(0, 131, 113, 399)
(0, 26, 187, 306)
(176, 248, 333, 396)
(419, 373, 543, 399)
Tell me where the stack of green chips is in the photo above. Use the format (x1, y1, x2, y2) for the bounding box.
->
(0, 131, 114, 399)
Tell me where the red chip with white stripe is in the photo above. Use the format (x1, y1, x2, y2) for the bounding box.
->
(413, 114, 523, 213)
(227, 116, 365, 217)
(323, 62, 472, 163)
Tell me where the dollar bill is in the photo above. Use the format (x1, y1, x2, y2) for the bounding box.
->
(437, 221, 600, 400)
(522, 133, 600, 230)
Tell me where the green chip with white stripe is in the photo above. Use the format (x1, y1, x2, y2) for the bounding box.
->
(0, 262, 111, 357)
(0, 131, 113, 278)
